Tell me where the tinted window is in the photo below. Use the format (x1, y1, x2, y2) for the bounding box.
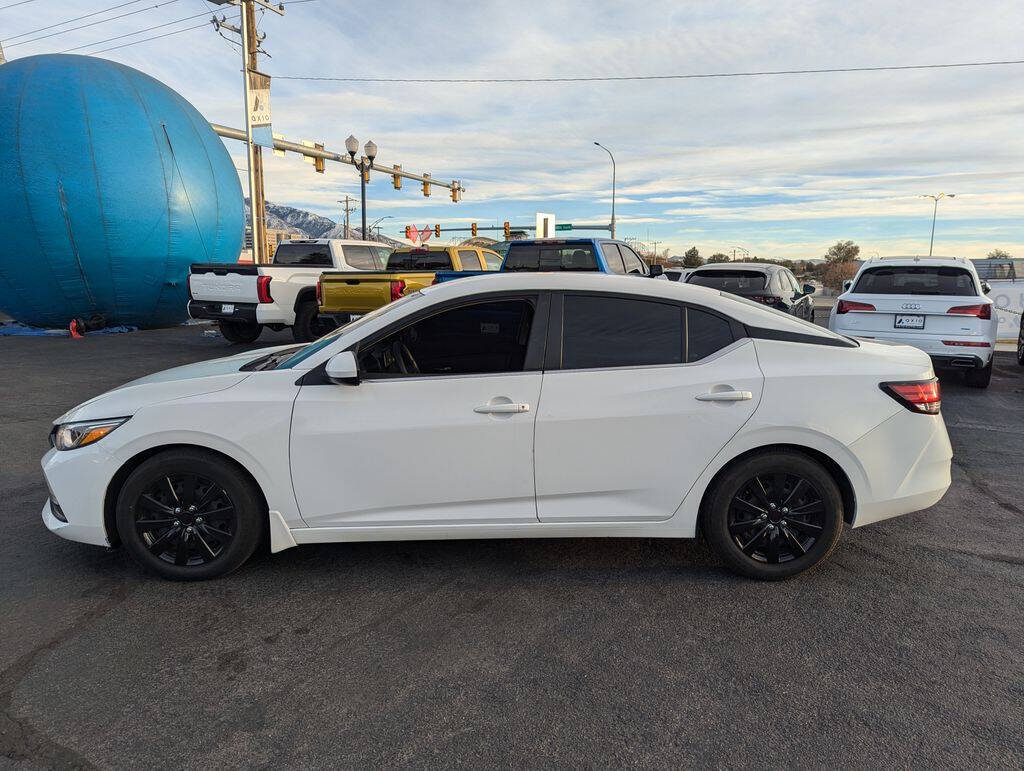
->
(687, 307, 734, 362)
(503, 243, 598, 271)
(852, 266, 976, 296)
(481, 250, 503, 270)
(359, 299, 535, 376)
(387, 249, 453, 270)
(562, 295, 682, 369)
(601, 243, 626, 274)
(620, 246, 648, 275)
(343, 245, 379, 270)
(458, 250, 482, 270)
(688, 270, 768, 293)
(273, 243, 332, 266)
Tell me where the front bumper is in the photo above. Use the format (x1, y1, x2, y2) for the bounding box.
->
(188, 300, 258, 324)
(40, 446, 114, 547)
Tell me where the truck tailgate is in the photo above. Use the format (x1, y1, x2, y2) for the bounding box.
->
(320, 273, 434, 314)
(188, 264, 260, 303)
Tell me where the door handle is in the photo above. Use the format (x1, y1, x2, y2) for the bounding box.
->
(474, 403, 530, 414)
(695, 390, 753, 402)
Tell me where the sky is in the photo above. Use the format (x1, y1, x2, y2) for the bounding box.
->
(3, 0, 1023, 258)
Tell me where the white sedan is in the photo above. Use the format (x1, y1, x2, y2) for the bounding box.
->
(41, 273, 952, 581)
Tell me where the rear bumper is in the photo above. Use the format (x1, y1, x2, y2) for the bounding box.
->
(834, 328, 993, 367)
(188, 300, 258, 324)
(930, 354, 988, 369)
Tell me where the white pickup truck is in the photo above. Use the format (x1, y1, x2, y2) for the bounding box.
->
(187, 239, 392, 343)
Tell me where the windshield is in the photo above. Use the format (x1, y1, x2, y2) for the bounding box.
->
(275, 291, 425, 369)
(688, 270, 768, 292)
(852, 265, 976, 296)
(503, 243, 598, 271)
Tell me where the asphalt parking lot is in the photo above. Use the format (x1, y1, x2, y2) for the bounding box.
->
(2, 323, 1022, 768)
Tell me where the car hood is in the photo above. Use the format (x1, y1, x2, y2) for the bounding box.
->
(54, 344, 297, 424)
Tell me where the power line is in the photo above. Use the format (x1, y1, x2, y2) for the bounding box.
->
(274, 58, 1024, 84)
(87, 15, 234, 54)
(59, 9, 214, 53)
(5, 0, 179, 48)
(3, 0, 146, 41)
(0, 0, 40, 10)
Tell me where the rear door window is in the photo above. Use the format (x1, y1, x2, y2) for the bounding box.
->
(273, 243, 332, 266)
(601, 243, 626, 274)
(342, 245, 379, 270)
(620, 246, 648, 275)
(503, 244, 598, 272)
(686, 307, 735, 362)
(458, 250, 483, 270)
(481, 250, 503, 270)
(852, 266, 977, 296)
(561, 295, 683, 369)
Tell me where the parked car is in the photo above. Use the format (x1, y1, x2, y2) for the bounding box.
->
(828, 256, 998, 388)
(188, 239, 392, 344)
(1018, 312, 1023, 366)
(431, 238, 664, 284)
(41, 273, 951, 582)
(685, 263, 816, 321)
(317, 245, 501, 323)
(665, 267, 694, 282)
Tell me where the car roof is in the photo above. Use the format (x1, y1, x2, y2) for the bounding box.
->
(421, 272, 844, 341)
(690, 262, 778, 272)
(861, 255, 972, 267)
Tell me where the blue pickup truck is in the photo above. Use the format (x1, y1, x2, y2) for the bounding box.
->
(432, 238, 663, 283)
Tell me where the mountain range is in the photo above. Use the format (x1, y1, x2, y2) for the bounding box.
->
(243, 200, 404, 247)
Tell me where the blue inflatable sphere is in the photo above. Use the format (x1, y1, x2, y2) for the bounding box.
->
(0, 55, 243, 328)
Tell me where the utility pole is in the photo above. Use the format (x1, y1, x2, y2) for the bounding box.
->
(338, 196, 357, 238)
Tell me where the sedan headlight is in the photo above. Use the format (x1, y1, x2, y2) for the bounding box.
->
(51, 418, 129, 451)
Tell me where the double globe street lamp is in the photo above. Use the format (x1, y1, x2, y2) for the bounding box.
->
(345, 135, 377, 239)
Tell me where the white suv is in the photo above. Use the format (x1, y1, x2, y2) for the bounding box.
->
(829, 256, 997, 388)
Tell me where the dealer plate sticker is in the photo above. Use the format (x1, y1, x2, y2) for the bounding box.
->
(221, 303, 235, 314)
(894, 314, 925, 329)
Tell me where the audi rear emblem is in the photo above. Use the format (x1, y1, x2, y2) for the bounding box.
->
(901, 303, 922, 310)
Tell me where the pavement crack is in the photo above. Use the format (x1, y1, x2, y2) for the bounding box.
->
(952, 456, 1023, 519)
(0, 578, 134, 767)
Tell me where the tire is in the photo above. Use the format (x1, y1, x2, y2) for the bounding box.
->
(964, 360, 993, 388)
(115, 449, 265, 581)
(292, 300, 336, 343)
(217, 320, 263, 344)
(702, 451, 844, 580)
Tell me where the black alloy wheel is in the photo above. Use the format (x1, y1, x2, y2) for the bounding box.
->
(133, 473, 237, 567)
(703, 451, 843, 580)
(116, 449, 264, 580)
(726, 473, 825, 564)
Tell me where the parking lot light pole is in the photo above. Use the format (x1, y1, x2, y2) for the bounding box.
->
(346, 135, 377, 238)
(369, 215, 393, 241)
(922, 193, 954, 256)
(594, 142, 616, 239)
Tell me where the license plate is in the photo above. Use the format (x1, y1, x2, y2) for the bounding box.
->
(220, 303, 235, 314)
(894, 314, 925, 329)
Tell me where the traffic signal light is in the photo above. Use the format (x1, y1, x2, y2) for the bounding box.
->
(405, 225, 413, 240)
(314, 142, 324, 173)
(392, 164, 402, 190)
(471, 222, 477, 237)
(450, 182, 461, 202)
(422, 172, 431, 197)
(503, 221, 510, 239)
(434, 224, 441, 238)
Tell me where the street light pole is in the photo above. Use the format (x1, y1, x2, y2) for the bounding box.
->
(594, 142, 616, 239)
(369, 215, 393, 242)
(346, 135, 377, 239)
(922, 193, 955, 256)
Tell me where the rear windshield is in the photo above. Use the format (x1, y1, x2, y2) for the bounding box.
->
(387, 250, 453, 270)
(687, 270, 768, 292)
(853, 266, 976, 296)
(503, 243, 598, 272)
(273, 243, 332, 266)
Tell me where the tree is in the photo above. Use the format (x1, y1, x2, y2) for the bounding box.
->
(823, 260, 858, 291)
(707, 253, 730, 264)
(824, 240, 860, 263)
(987, 248, 1012, 259)
(682, 247, 703, 268)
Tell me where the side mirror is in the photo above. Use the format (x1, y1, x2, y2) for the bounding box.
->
(325, 350, 359, 384)
(802, 283, 816, 295)
(648, 264, 664, 277)
(981, 281, 992, 295)
(842, 280, 853, 292)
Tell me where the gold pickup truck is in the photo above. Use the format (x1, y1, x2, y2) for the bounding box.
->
(318, 245, 501, 321)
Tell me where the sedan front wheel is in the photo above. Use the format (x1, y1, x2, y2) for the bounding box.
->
(703, 451, 844, 580)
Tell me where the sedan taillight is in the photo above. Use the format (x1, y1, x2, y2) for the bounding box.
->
(947, 303, 991, 319)
(836, 299, 876, 314)
(390, 279, 406, 302)
(256, 275, 273, 304)
(880, 379, 941, 414)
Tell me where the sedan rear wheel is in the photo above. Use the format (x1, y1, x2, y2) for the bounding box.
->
(703, 451, 843, 580)
(116, 449, 264, 580)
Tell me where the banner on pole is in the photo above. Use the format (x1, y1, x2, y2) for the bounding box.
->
(248, 70, 273, 148)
